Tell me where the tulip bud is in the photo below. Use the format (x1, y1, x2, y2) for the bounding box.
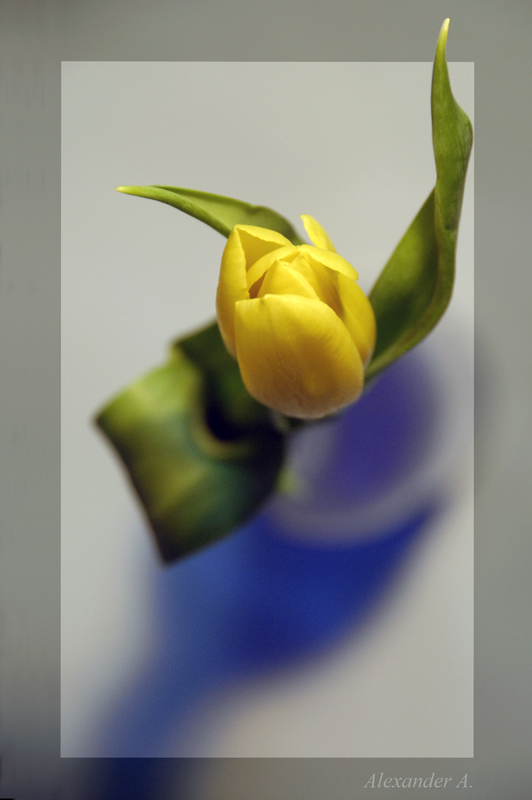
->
(216, 216, 376, 420)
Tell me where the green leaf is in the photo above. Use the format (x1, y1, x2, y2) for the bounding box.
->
(115, 184, 304, 245)
(366, 19, 473, 379)
(96, 323, 284, 563)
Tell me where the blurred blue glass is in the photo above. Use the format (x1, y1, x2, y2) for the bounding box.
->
(87, 346, 444, 791)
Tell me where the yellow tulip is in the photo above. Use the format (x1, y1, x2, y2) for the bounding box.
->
(216, 216, 376, 420)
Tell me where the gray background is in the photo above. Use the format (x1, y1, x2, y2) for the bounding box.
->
(61, 61, 473, 760)
(1, 0, 531, 798)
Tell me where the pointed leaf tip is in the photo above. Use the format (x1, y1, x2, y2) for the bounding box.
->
(114, 184, 304, 244)
(437, 18, 450, 55)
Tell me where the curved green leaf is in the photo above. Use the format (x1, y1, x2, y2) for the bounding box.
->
(366, 19, 473, 379)
(116, 184, 304, 245)
(96, 323, 284, 563)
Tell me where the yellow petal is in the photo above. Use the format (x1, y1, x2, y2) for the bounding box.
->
(330, 271, 377, 367)
(301, 215, 337, 253)
(299, 244, 358, 281)
(287, 251, 342, 312)
(216, 225, 291, 356)
(235, 225, 292, 267)
(284, 254, 376, 366)
(246, 244, 297, 290)
(257, 260, 319, 301)
(234, 294, 365, 419)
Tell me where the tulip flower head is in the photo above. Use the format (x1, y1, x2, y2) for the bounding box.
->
(216, 216, 376, 419)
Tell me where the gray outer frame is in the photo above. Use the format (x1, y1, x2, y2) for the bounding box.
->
(1, 0, 532, 798)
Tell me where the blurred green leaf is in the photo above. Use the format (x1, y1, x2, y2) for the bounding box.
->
(96, 324, 284, 563)
(116, 184, 304, 245)
(366, 19, 473, 379)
